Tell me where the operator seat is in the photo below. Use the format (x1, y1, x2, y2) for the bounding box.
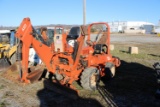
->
(67, 26, 80, 61)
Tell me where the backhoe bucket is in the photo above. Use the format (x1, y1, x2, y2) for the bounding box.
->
(2, 61, 45, 83)
(0, 58, 11, 72)
(27, 65, 45, 83)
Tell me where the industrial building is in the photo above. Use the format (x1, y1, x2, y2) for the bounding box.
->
(108, 21, 154, 34)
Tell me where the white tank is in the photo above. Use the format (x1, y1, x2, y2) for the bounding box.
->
(29, 48, 42, 65)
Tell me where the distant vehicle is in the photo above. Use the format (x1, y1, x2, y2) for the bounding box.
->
(155, 27, 160, 33)
(153, 26, 160, 35)
(0, 30, 18, 71)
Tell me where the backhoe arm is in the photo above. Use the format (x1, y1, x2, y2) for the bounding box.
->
(15, 18, 53, 83)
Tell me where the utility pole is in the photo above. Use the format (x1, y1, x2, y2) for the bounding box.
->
(83, 0, 86, 25)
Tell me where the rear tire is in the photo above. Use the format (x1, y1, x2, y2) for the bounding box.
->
(80, 67, 99, 90)
(105, 62, 116, 80)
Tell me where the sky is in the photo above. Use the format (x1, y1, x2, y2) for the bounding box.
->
(0, 0, 160, 26)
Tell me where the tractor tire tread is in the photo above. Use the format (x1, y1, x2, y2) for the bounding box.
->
(80, 67, 98, 90)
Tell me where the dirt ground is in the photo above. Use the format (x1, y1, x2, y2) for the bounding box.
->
(0, 34, 160, 107)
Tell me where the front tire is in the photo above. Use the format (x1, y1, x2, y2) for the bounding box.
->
(80, 67, 99, 90)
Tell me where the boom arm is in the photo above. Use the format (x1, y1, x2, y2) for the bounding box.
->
(15, 18, 53, 82)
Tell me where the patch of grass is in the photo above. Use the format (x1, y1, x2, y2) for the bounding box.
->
(0, 102, 5, 107)
(72, 81, 83, 90)
(111, 46, 160, 62)
(0, 100, 9, 107)
(0, 85, 5, 90)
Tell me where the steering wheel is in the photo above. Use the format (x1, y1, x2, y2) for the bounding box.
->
(86, 40, 94, 46)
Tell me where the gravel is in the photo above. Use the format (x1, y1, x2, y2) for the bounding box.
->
(110, 34, 160, 43)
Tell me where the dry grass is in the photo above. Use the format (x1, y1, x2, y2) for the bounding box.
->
(111, 43, 160, 66)
(0, 41, 160, 107)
